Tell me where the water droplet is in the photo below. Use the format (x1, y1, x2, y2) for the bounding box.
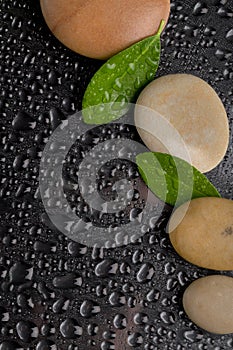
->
(87, 323, 99, 336)
(127, 332, 144, 347)
(52, 273, 82, 289)
(12, 111, 36, 131)
(113, 78, 122, 91)
(137, 263, 155, 283)
(146, 289, 160, 302)
(103, 90, 110, 103)
(166, 278, 178, 291)
(109, 291, 126, 307)
(103, 330, 115, 340)
(100, 341, 115, 350)
(113, 95, 128, 107)
(107, 63, 116, 70)
(67, 242, 88, 256)
(9, 262, 33, 284)
(0, 342, 21, 350)
(132, 250, 144, 264)
(134, 76, 141, 89)
(160, 311, 175, 325)
(164, 262, 176, 275)
(95, 259, 118, 277)
(16, 321, 38, 342)
(49, 107, 64, 130)
(113, 313, 127, 329)
(60, 318, 83, 339)
(193, 1, 208, 16)
(119, 262, 131, 274)
(134, 312, 149, 325)
(80, 300, 100, 318)
(52, 297, 70, 314)
(183, 329, 204, 343)
(145, 57, 158, 67)
(226, 29, 233, 42)
(36, 340, 57, 350)
(127, 63, 136, 74)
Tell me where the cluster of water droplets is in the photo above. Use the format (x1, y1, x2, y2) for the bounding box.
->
(1, 0, 233, 349)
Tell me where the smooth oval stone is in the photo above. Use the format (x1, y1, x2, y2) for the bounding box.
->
(168, 197, 233, 270)
(135, 74, 229, 173)
(40, 0, 170, 60)
(183, 275, 233, 334)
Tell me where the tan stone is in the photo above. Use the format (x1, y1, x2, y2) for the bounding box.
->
(40, 0, 170, 60)
(168, 197, 233, 270)
(183, 275, 233, 334)
(135, 74, 229, 173)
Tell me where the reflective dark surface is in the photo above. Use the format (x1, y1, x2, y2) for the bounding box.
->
(0, 0, 233, 349)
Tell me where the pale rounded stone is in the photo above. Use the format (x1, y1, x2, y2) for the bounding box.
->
(40, 0, 170, 60)
(168, 197, 233, 270)
(135, 74, 229, 173)
(183, 275, 233, 334)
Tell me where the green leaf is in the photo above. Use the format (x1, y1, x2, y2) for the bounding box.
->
(82, 21, 164, 125)
(136, 152, 221, 206)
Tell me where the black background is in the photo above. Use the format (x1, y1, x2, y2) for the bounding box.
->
(0, 0, 233, 349)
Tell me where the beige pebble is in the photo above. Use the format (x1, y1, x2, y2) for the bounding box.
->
(135, 74, 229, 173)
(40, 0, 170, 60)
(183, 275, 233, 334)
(168, 197, 233, 270)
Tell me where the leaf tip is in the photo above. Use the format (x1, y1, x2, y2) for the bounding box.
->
(157, 19, 165, 36)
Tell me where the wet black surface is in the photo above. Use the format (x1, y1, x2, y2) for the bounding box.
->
(0, 0, 233, 349)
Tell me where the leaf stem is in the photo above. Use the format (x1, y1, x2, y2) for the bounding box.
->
(156, 19, 165, 36)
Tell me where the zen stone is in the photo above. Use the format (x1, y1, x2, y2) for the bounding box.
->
(135, 74, 229, 173)
(40, 0, 170, 60)
(183, 275, 233, 334)
(168, 197, 233, 270)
